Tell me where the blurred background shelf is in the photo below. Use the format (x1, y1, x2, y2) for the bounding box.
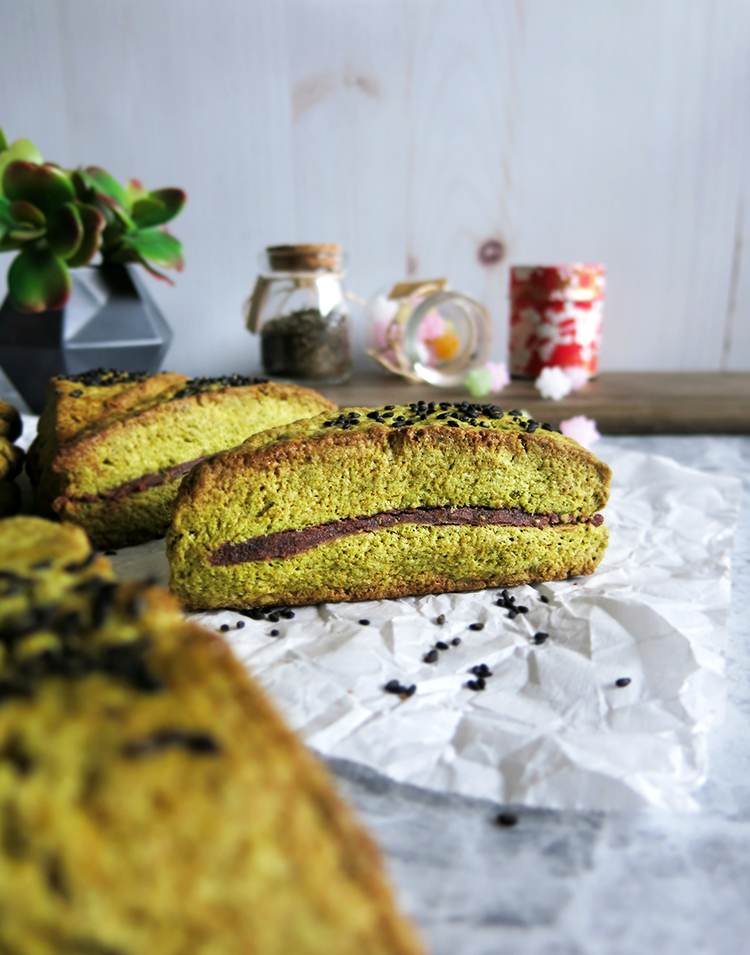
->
(317, 371, 750, 434)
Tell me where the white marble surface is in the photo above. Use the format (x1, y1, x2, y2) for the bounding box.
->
(328, 437, 750, 955)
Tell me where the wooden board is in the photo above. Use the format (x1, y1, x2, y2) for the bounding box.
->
(316, 372, 750, 435)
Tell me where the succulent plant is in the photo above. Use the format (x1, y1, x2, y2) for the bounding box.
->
(0, 128, 186, 313)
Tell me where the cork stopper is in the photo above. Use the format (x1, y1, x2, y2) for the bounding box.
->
(266, 244, 341, 272)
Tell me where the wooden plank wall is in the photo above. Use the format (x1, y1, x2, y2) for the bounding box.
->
(0, 0, 748, 377)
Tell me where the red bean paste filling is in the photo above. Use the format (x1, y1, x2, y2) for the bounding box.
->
(62, 454, 212, 505)
(209, 507, 605, 566)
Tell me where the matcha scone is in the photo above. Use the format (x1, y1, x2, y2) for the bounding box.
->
(168, 399, 611, 609)
(27, 368, 337, 549)
(0, 517, 425, 955)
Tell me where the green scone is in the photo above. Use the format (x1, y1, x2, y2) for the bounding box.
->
(167, 401, 611, 609)
(27, 370, 336, 550)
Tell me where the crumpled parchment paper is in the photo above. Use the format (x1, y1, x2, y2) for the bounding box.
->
(109, 446, 741, 812)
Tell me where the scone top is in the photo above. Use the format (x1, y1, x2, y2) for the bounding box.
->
(320, 400, 563, 437)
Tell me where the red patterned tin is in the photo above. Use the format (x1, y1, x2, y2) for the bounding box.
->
(509, 265, 605, 379)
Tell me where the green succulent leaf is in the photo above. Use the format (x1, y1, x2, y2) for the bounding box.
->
(0, 197, 46, 243)
(80, 166, 128, 210)
(65, 203, 105, 267)
(122, 228, 183, 271)
(7, 245, 72, 313)
(0, 138, 43, 193)
(47, 202, 83, 259)
(129, 197, 163, 227)
(8, 225, 46, 242)
(8, 199, 46, 228)
(131, 188, 186, 228)
(0, 129, 7, 152)
(125, 178, 148, 207)
(0, 195, 13, 227)
(3, 161, 75, 215)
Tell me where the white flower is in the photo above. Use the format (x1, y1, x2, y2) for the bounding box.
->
(535, 366, 573, 400)
(560, 415, 601, 449)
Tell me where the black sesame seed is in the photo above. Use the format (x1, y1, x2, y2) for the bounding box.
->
(470, 664, 492, 677)
(540, 595, 549, 603)
(236, 621, 245, 629)
(280, 609, 295, 619)
(615, 677, 632, 688)
(468, 622, 484, 631)
(267, 613, 280, 623)
(507, 609, 518, 619)
(450, 637, 461, 646)
(384, 405, 395, 410)
(510, 409, 522, 416)
(220, 624, 230, 632)
(104, 550, 118, 556)
(532, 632, 549, 645)
(31, 560, 52, 571)
(480, 421, 490, 428)
(436, 614, 446, 625)
(382, 412, 393, 418)
(247, 609, 265, 620)
(495, 812, 518, 827)
(423, 649, 439, 664)
(384, 679, 401, 693)
(517, 606, 528, 614)
(270, 629, 280, 637)
(466, 679, 485, 691)
(435, 641, 449, 651)
(359, 619, 370, 626)
(448, 420, 460, 427)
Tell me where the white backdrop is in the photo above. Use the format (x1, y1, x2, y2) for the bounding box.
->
(1, 0, 748, 376)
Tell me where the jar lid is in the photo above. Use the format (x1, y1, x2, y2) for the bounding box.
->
(266, 244, 341, 272)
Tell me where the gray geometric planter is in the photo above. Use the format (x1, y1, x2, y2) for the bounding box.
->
(0, 264, 172, 413)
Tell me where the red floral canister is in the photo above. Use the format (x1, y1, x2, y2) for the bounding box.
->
(509, 264, 605, 379)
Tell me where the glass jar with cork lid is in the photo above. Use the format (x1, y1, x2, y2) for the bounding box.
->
(244, 244, 351, 385)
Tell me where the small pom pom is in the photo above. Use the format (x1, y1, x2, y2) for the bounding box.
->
(486, 361, 510, 393)
(560, 415, 601, 449)
(564, 366, 589, 391)
(464, 367, 492, 397)
(535, 366, 573, 400)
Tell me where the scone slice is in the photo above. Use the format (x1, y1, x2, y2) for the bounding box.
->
(168, 403, 611, 609)
(0, 517, 425, 955)
(29, 373, 337, 549)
